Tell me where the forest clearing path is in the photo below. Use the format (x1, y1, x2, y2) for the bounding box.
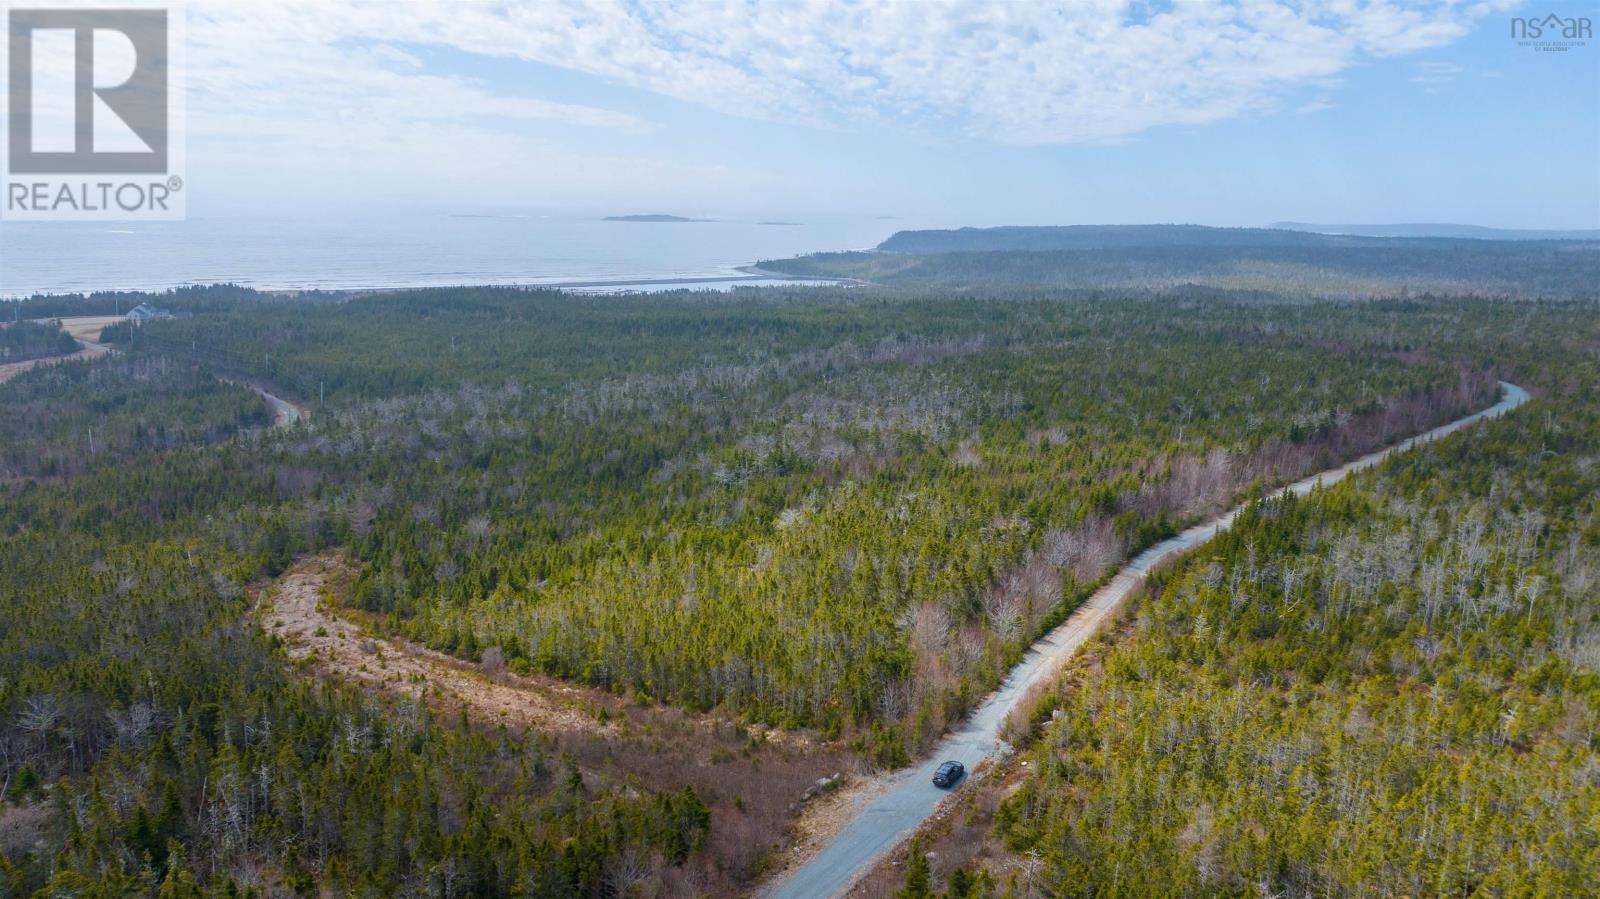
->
(260, 555, 623, 739)
(260, 554, 857, 888)
(765, 382, 1531, 899)
(261, 556, 826, 748)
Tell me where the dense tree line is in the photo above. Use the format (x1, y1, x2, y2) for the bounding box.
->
(0, 355, 267, 479)
(0, 321, 76, 365)
(5, 284, 276, 320)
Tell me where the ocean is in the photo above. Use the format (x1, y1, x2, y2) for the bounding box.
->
(0, 213, 904, 298)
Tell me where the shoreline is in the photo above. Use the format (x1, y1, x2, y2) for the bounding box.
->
(2, 268, 859, 301)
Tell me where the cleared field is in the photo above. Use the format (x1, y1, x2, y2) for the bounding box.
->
(55, 315, 125, 343)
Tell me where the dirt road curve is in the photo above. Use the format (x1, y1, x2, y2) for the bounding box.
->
(256, 388, 305, 427)
(0, 342, 101, 384)
(0, 313, 116, 384)
(222, 378, 307, 427)
(5, 316, 309, 427)
(765, 382, 1530, 899)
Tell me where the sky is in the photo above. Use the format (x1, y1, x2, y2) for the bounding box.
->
(55, 0, 1600, 227)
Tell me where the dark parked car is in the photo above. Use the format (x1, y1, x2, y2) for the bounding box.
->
(932, 760, 964, 788)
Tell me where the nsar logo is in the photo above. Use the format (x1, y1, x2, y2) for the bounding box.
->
(1510, 13, 1592, 52)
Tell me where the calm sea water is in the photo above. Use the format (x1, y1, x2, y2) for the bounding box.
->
(0, 213, 903, 297)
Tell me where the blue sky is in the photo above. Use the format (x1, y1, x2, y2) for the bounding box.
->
(182, 0, 1600, 229)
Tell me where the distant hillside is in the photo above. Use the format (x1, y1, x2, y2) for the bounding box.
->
(603, 214, 707, 223)
(760, 223, 1600, 299)
(1272, 222, 1600, 241)
(876, 225, 1325, 253)
(875, 223, 1600, 254)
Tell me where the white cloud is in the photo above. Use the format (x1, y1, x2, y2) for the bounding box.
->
(186, 8, 654, 137)
(188, 0, 1514, 147)
(178, 1, 693, 205)
(170, 0, 1515, 210)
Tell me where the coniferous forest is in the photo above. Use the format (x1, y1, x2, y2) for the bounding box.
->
(985, 383, 1600, 896)
(2, 268, 1597, 896)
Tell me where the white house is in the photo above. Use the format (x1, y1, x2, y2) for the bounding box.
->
(126, 302, 175, 324)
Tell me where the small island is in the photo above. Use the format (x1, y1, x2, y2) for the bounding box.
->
(603, 214, 709, 223)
